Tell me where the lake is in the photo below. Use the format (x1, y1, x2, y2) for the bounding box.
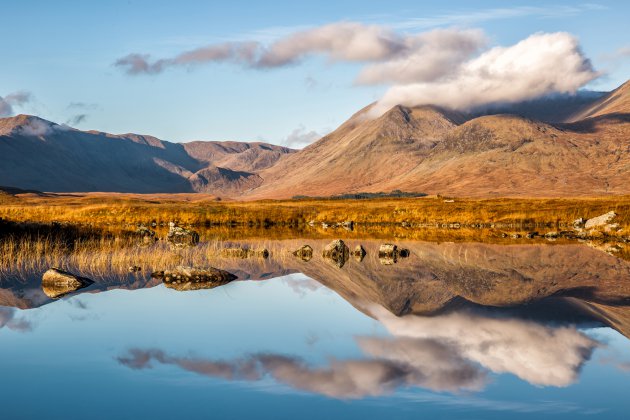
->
(1, 237, 629, 419)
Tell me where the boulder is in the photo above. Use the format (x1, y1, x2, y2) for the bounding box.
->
(166, 222, 200, 248)
(584, 211, 617, 230)
(152, 266, 237, 291)
(322, 240, 349, 268)
(353, 245, 366, 262)
(41, 268, 94, 299)
(292, 245, 313, 262)
(379, 244, 398, 265)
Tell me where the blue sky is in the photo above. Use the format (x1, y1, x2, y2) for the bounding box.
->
(1, 0, 629, 146)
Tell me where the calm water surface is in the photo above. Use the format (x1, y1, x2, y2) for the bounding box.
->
(1, 239, 629, 419)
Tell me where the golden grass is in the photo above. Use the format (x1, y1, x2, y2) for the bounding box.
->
(1, 193, 629, 235)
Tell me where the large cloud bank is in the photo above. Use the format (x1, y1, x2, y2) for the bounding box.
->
(116, 22, 598, 115)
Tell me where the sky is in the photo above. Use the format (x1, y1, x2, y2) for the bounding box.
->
(1, 0, 630, 147)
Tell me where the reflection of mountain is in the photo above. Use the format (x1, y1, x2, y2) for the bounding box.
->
(2, 240, 629, 338)
(0, 272, 162, 310)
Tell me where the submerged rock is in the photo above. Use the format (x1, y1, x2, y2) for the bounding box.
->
(41, 268, 94, 299)
(220, 247, 269, 259)
(166, 222, 199, 248)
(152, 266, 237, 292)
(322, 239, 349, 268)
(292, 245, 313, 262)
(353, 245, 366, 262)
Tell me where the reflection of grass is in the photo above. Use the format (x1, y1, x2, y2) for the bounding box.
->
(1, 194, 629, 237)
(0, 235, 292, 279)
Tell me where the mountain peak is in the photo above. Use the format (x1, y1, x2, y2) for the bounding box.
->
(0, 114, 58, 136)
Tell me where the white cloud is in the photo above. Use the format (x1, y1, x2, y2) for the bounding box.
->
(372, 32, 598, 115)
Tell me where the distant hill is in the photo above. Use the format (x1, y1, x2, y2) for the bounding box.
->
(0, 115, 295, 195)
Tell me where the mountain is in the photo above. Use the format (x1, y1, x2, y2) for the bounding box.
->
(0, 115, 295, 195)
(566, 80, 630, 122)
(244, 80, 630, 199)
(1, 80, 629, 198)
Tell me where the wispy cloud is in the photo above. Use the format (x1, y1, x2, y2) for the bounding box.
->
(391, 4, 608, 30)
(0, 91, 32, 117)
(281, 125, 321, 149)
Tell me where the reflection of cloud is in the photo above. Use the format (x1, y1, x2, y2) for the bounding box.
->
(69, 298, 89, 310)
(118, 306, 599, 399)
(372, 307, 597, 387)
(118, 339, 486, 398)
(281, 276, 322, 297)
(0, 307, 33, 332)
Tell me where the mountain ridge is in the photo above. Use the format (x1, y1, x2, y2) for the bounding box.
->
(1, 80, 629, 198)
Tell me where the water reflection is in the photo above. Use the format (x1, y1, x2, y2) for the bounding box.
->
(1, 238, 629, 414)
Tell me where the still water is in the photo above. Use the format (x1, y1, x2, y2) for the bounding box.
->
(1, 239, 629, 419)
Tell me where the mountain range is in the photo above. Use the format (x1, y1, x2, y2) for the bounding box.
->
(1, 80, 629, 198)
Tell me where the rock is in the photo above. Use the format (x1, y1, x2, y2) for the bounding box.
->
(584, 211, 617, 230)
(292, 245, 313, 262)
(321, 222, 330, 229)
(322, 239, 349, 268)
(221, 247, 269, 259)
(166, 222, 199, 248)
(399, 248, 410, 258)
(341, 221, 354, 231)
(379, 244, 398, 265)
(544, 232, 559, 238)
(128, 265, 142, 272)
(151, 266, 237, 292)
(41, 268, 94, 299)
(353, 245, 366, 262)
(572, 218, 586, 229)
(511, 234, 521, 239)
(526, 232, 538, 239)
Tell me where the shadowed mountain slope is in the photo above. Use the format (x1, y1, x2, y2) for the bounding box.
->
(0, 115, 295, 194)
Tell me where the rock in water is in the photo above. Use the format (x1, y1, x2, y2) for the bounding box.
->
(166, 222, 200, 248)
(41, 268, 94, 299)
(322, 239, 349, 268)
(151, 266, 237, 292)
(378, 244, 398, 265)
(292, 245, 313, 262)
(353, 245, 366, 262)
